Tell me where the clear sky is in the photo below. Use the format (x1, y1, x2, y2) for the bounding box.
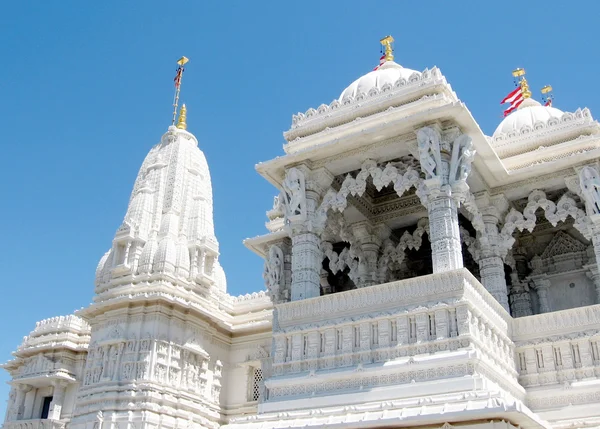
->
(1, 0, 600, 420)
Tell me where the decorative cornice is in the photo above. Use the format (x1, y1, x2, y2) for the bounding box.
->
(512, 304, 600, 340)
(285, 67, 452, 141)
(492, 108, 597, 153)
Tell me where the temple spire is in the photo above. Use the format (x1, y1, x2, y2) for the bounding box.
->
(380, 35, 394, 62)
(171, 56, 189, 126)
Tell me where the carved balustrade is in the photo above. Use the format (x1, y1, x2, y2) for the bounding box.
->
(266, 269, 517, 403)
(512, 305, 600, 390)
(3, 420, 66, 429)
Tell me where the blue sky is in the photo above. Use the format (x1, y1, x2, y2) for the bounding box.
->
(1, 0, 600, 419)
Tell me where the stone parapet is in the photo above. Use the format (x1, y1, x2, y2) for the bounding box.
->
(266, 269, 520, 409)
(3, 420, 66, 429)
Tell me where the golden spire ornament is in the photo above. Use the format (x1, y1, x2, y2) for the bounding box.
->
(541, 85, 554, 107)
(171, 56, 189, 126)
(512, 68, 532, 99)
(380, 35, 394, 62)
(176, 104, 187, 130)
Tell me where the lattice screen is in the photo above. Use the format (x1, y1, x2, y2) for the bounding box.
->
(250, 367, 263, 401)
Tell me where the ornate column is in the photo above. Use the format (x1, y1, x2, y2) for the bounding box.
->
(509, 272, 533, 317)
(475, 192, 510, 312)
(279, 166, 333, 301)
(529, 275, 551, 313)
(48, 381, 68, 420)
(416, 125, 475, 273)
(14, 384, 31, 420)
(351, 222, 388, 287)
(585, 264, 600, 304)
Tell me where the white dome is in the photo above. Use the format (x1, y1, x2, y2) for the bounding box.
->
(340, 61, 421, 100)
(493, 98, 564, 137)
(213, 261, 227, 292)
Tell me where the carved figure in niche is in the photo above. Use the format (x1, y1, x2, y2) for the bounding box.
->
(450, 134, 475, 183)
(124, 363, 134, 380)
(579, 166, 600, 215)
(416, 127, 442, 179)
(106, 345, 119, 380)
(263, 245, 284, 302)
(280, 168, 306, 220)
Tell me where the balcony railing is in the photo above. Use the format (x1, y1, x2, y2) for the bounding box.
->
(266, 268, 519, 404)
(3, 419, 66, 429)
(512, 304, 600, 403)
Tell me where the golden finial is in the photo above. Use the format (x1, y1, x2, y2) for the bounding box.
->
(380, 35, 394, 62)
(172, 56, 189, 126)
(512, 68, 531, 99)
(176, 104, 187, 130)
(541, 85, 553, 106)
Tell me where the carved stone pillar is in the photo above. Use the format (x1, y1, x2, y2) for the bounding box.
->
(509, 273, 533, 317)
(14, 384, 31, 420)
(352, 222, 388, 287)
(290, 232, 321, 300)
(280, 166, 333, 301)
(49, 381, 68, 420)
(319, 269, 332, 295)
(478, 255, 509, 310)
(426, 190, 463, 272)
(474, 193, 510, 312)
(530, 276, 551, 313)
(585, 264, 600, 304)
(416, 126, 475, 273)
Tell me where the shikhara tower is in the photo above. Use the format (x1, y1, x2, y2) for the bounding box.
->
(75, 112, 228, 428)
(1, 89, 272, 429)
(5, 38, 600, 429)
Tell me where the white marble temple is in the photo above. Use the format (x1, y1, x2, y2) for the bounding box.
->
(5, 38, 600, 429)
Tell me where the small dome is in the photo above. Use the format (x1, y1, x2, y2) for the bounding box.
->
(493, 98, 564, 137)
(213, 261, 227, 292)
(339, 61, 421, 100)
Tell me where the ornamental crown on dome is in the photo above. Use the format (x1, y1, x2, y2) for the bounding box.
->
(339, 34, 421, 101)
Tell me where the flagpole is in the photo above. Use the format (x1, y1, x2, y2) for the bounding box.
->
(172, 56, 189, 126)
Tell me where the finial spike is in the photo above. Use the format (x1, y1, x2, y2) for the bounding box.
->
(171, 56, 189, 126)
(541, 85, 554, 107)
(512, 67, 531, 99)
(176, 104, 187, 130)
(380, 35, 394, 62)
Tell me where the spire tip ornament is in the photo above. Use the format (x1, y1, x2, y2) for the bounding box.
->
(176, 104, 187, 130)
(380, 35, 394, 62)
(171, 56, 189, 126)
(512, 67, 531, 99)
(541, 85, 554, 107)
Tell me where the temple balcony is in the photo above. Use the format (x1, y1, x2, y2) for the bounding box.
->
(512, 304, 600, 427)
(254, 269, 549, 429)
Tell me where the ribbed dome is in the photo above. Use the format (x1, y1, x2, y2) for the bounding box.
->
(339, 61, 421, 100)
(493, 98, 564, 137)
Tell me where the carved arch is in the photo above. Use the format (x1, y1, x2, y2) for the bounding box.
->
(313, 159, 425, 231)
(499, 190, 591, 256)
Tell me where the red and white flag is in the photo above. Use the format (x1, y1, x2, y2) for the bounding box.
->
(174, 66, 183, 88)
(373, 55, 386, 71)
(500, 86, 523, 116)
(544, 99, 552, 107)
